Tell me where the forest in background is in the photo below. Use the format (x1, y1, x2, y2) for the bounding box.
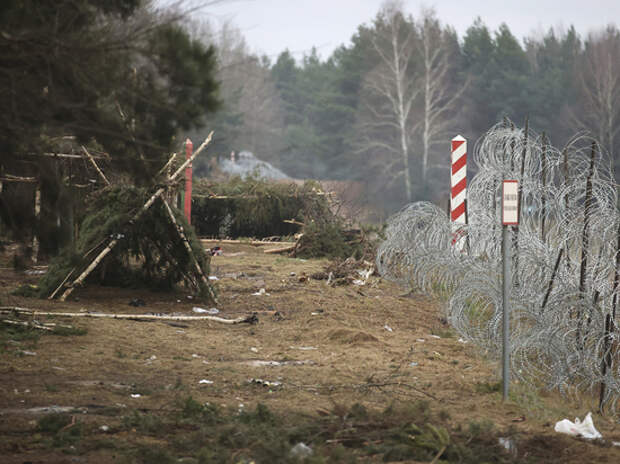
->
(1, 0, 619, 229)
(191, 0, 620, 218)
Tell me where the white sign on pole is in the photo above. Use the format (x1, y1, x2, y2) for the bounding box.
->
(502, 180, 519, 226)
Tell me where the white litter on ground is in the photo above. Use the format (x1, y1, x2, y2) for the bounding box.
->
(554, 412, 602, 439)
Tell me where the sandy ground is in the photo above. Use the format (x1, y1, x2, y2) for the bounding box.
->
(1, 240, 620, 463)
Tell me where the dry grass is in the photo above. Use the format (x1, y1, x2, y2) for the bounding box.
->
(0, 240, 619, 462)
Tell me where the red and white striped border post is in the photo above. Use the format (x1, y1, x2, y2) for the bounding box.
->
(451, 135, 467, 224)
(184, 138, 193, 225)
(451, 135, 467, 247)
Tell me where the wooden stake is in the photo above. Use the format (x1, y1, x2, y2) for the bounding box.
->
(32, 184, 41, 264)
(541, 248, 564, 312)
(540, 133, 548, 242)
(576, 142, 597, 346)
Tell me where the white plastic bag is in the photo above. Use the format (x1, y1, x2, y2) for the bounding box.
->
(554, 412, 602, 439)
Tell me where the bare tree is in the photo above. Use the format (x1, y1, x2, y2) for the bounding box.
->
(358, 0, 419, 202)
(190, 19, 285, 163)
(416, 9, 467, 187)
(572, 27, 620, 164)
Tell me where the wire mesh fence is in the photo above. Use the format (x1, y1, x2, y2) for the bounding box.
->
(376, 122, 620, 412)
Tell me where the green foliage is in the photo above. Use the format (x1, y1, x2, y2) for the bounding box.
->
(38, 413, 83, 448)
(192, 177, 334, 239)
(51, 325, 88, 336)
(0, 322, 40, 352)
(39, 185, 214, 300)
(11, 284, 39, 297)
(295, 222, 354, 259)
(474, 381, 502, 394)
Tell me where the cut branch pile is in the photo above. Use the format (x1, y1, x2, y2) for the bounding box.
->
(38, 134, 217, 302)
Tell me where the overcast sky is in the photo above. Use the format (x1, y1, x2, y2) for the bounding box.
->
(185, 0, 619, 60)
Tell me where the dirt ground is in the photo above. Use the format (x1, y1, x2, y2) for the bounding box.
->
(1, 240, 620, 463)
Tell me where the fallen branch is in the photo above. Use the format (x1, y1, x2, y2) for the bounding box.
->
(1, 319, 53, 331)
(201, 239, 295, 247)
(430, 445, 447, 464)
(162, 198, 217, 303)
(264, 245, 296, 254)
(283, 219, 305, 227)
(0, 307, 258, 325)
(1, 175, 37, 183)
(81, 145, 110, 186)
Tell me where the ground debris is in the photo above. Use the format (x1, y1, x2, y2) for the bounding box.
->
(311, 257, 375, 286)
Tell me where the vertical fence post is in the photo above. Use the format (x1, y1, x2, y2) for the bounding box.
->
(451, 135, 467, 248)
(501, 180, 519, 401)
(184, 138, 193, 225)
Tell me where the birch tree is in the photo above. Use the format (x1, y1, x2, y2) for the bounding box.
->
(417, 10, 467, 187)
(358, 0, 419, 202)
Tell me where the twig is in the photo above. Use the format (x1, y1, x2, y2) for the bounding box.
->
(430, 445, 447, 464)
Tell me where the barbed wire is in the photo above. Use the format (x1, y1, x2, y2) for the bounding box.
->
(377, 122, 620, 412)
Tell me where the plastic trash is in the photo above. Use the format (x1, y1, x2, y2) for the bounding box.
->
(130, 394, 141, 398)
(252, 288, 270, 296)
(554, 412, 602, 439)
(290, 442, 313, 458)
(192, 307, 219, 314)
(498, 437, 517, 455)
(199, 379, 214, 385)
(384, 324, 393, 332)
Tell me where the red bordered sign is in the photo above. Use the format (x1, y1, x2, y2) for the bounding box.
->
(502, 180, 519, 225)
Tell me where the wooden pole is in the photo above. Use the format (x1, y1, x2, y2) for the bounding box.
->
(576, 142, 597, 346)
(32, 184, 41, 264)
(162, 198, 217, 303)
(599, 216, 620, 411)
(184, 139, 193, 225)
(81, 146, 110, 186)
(541, 248, 564, 312)
(540, 133, 547, 242)
(56, 133, 214, 301)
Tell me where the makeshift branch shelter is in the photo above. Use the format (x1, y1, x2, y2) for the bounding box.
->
(40, 134, 216, 303)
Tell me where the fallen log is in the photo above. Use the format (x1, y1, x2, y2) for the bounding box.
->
(0, 307, 258, 325)
(201, 239, 295, 246)
(264, 245, 296, 254)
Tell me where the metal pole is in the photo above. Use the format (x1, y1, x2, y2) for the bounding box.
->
(502, 224, 511, 401)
